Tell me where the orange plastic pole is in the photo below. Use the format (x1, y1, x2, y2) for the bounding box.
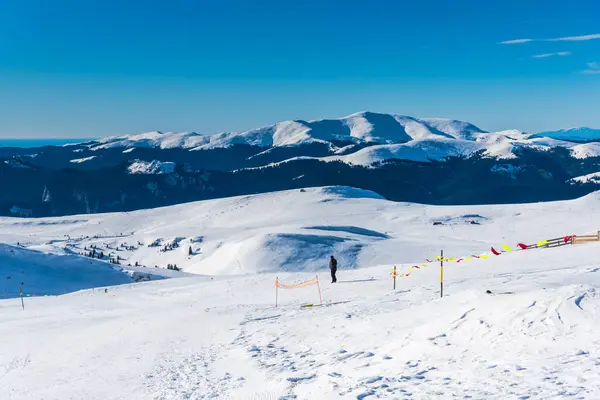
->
(316, 275, 323, 305)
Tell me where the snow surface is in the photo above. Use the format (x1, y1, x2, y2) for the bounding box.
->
(570, 172, 600, 185)
(0, 244, 167, 297)
(2, 186, 600, 399)
(127, 160, 176, 174)
(90, 131, 210, 150)
(570, 142, 600, 159)
(70, 155, 97, 163)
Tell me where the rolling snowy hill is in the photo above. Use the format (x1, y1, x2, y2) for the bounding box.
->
(2, 185, 600, 278)
(1, 186, 600, 399)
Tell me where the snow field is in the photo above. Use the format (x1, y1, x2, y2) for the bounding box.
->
(1, 186, 600, 398)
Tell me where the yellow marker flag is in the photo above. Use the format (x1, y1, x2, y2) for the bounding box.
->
(465, 257, 472, 262)
(502, 244, 513, 252)
(480, 254, 490, 259)
(537, 240, 548, 247)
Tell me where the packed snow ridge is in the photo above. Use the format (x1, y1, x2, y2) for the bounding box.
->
(74, 112, 600, 167)
(2, 186, 600, 399)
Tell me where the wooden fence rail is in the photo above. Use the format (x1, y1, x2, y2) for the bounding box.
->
(573, 231, 600, 245)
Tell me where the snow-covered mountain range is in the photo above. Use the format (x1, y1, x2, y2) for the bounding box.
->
(77, 112, 600, 166)
(84, 112, 486, 151)
(3, 111, 600, 217)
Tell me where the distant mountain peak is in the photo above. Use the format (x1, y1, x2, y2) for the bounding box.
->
(80, 111, 489, 152)
(536, 127, 600, 142)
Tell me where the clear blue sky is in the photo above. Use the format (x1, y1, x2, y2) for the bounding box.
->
(1, 0, 599, 138)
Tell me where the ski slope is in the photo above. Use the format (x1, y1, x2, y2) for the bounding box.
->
(1, 187, 600, 399)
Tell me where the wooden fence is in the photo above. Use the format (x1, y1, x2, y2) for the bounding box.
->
(573, 231, 600, 245)
(519, 232, 599, 249)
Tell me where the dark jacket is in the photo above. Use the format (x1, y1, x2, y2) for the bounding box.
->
(329, 257, 338, 270)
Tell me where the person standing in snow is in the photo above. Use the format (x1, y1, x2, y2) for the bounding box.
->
(329, 255, 338, 283)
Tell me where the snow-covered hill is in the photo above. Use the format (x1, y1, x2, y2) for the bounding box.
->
(0, 244, 168, 297)
(1, 186, 600, 399)
(2, 186, 600, 278)
(127, 159, 176, 174)
(536, 127, 600, 142)
(570, 171, 600, 185)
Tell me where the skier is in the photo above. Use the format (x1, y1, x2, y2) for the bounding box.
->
(329, 255, 338, 283)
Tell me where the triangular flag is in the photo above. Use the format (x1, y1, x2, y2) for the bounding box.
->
(502, 244, 513, 252)
(537, 240, 548, 247)
(491, 247, 502, 256)
(517, 243, 528, 250)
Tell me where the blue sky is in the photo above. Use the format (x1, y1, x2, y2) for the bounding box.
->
(1, 0, 599, 138)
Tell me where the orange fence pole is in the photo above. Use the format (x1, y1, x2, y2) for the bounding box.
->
(316, 275, 323, 305)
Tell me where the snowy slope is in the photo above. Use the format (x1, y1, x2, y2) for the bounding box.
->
(571, 142, 600, 159)
(2, 186, 600, 278)
(1, 216, 600, 397)
(89, 131, 210, 150)
(127, 160, 176, 174)
(570, 171, 600, 184)
(296, 132, 577, 166)
(2, 187, 600, 398)
(0, 244, 163, 297)
(536, 127, 600, 142)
